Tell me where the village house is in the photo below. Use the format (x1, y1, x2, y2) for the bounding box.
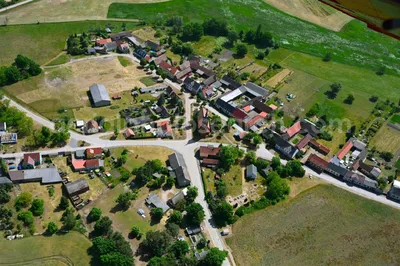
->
(86, 147, 102, 159)
(146, 193, 170, 213)
(71, 158, 104, 172)
(117, 43, 130, 53)
(168, 188, 187, 208)
(197, 108, 211, 138)
(22, 152, 42, 169)
(110, 31, 132, 41)
(388, 180, 400, 201)
(262, 128, 299, 159)
(168, 153, 191, 187)
(199, 146, 220, 168)
(95, 38, 112, 47)
(246, 164, 257, 180)
(65, 178, 90, 197)
(183, 77, 203, 95)
(124, 128, 135, 139)
(156, 120, 173, 138)
(84, 120, 100, 135)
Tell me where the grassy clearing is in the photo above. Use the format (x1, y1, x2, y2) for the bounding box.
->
(202, 168, 217, 194)
(0, 232, 92, 266)
(228, 184, 400, 266)
(223, 164, 243, 197)
(370, 124, 400, 154)
(390, 114, 400, 125)
(108, 0, 400, 75)
(139, 76, 158, 87)
(395, 159, 400, 169)
(45, 53, 70, 66)
(117, 56, 132, 67)
(0, 21, 140, 66)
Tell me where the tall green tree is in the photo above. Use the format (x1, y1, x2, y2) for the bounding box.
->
(185, 203, 205, 225)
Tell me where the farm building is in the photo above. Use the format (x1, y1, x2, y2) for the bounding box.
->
(246, 164, 257, 180)
(145, 193, 170, 213)
(168, 153, 191, 187)
(9, 168, 62, 184)
(89, 84, 111, 107)
(65, 178, 89, 197)
(388, 180, 400, 201)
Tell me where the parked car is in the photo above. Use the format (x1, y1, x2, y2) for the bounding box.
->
(89, 172, 94, 179)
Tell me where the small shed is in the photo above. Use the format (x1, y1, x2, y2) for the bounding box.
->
(246, 164, 257, 180)
(65, 178, 89, 197)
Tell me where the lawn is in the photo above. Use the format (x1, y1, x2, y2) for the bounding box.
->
(202, 168, 217, 194)
(192, 35, 227, 57)
(139, 76, 158, 87)
(223, 164, 243, 197)
(395, 158, 400, 170)
(0, 232, 92, 266)
(117, 56, 133, 67)
(45, 53, 70, 66)
(108, 0, 400, 75)
(390, 114, 400, 125)
(370, 124, 400, 154)
(227, 184, 400, 266)
(0, 20, 140, 65)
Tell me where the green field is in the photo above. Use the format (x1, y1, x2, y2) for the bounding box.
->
(390, 114, 400, 125)
(117, 56, 132, 67)
(227, 185, 400, 266)
(0, 21, 139, 66)
(108, 0, 399, 75)
(0, 232, 92, 266)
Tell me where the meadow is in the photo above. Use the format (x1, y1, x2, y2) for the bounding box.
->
(0, 232, 92, 266)
(370, 124, 400, 154)
(0, 20, 140, 65)
(227, 185, 400, 266)
(108, 0, 400, 75)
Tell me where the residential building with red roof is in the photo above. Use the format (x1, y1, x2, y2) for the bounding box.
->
(306, 154, 329, 173)
(285, 121, 302, 138)
(23, 152, 42, 168)
(269, 104, 278, 111)
(309, 139, 330, 155)
(86, 148, 102, 159)
(199, 146, 220, 159)
(232, 109, 248, 121)
(157, 120, 173, 138)
(296, 134, 312, 150)
(71, 159, 103, 172)
(336, 140, 353, 160)
(197, 108, 211, 137)
(96, 38, 112, 46)
(124, 128, 135, 139)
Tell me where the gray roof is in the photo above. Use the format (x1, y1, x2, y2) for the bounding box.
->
(9, 168, 62, 184)
(244, 82, 269, 97)
(65, 178, 89, 195)
(195, 250, 209, 261)
(75, 150, 85, 158)
(246, 164, 257, 179)
(169, 153, 186, 169)
(89, 84, 111, 103)
(104, 41, 118, 50)
(169, 190, 185, 206)
(0, 176, 12, 185)
(140, 84, 168, 93)
(125, 35, 143, 46)
(168, 153, 190, 187)
(146, 194, 170, 213)
(327, 162, 349, 177)
(351, 138, 367, 151)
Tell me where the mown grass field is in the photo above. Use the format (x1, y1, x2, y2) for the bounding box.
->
(370, 124, 400, 154)
(390, 114, 400, 125)
(0, 232, 92, 266)
(108, 0, 400, 75)
(227, 185, 400, 266)
(0, 21, 139, 65)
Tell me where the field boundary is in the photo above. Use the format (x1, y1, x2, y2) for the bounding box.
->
(0, 255, 74, 266)
(0, 0, 33, 13)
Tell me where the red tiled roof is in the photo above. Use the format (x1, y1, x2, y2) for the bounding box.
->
(203, 158, 219, 165)
(336, 140, 353, 160)
(125, 128, 135, 137)
(247, 115, 263, 128)
(85, 159, 100, 168)
(159, 60, 172, 70)
(269, 104, 278, 110)
(86, 147, 102, 156)
(157, 120, 172, 133)
(296, 134, 312, 149)
(243, 105, 252, 112)
(309, 139, 330, 155)
(307, 154, 329, 169)
(72, 160, 86, 170)
(259, 112, 268, 118)
(23, 153, 40, 165)
(232, 109, 248, 120)
(96, 38, 112, 45)
(286, 121, 302, 138)
(200, 146, 220, 158)
(119, 43, 129, 48)
(239, 132, 248, 139)
(86, 120, 99, 129)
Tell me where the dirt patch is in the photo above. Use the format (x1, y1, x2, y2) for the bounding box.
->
(132, 27, 159, 42)
(264, 0, 353, 31)
(265, 69, 293, 88)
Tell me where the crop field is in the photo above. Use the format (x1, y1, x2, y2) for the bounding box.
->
(0, 21, 140, 65)
(4, 56, 149, 120)
(227, 185, 400, 266)
(108, 0, 400, 75)
(264, 0, 352, 31)
(370, 124, 400, 154)
(0, 232, 92, 266)
(0, 0, 165, 25)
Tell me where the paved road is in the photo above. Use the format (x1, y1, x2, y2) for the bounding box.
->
(0, 0, 33, 13)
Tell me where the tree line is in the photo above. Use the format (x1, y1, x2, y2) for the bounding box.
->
(0, 55, 42, 86)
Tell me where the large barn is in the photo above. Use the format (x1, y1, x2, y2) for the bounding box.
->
(89, 84, 111, 107)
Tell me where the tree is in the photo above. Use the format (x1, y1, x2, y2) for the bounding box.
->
(236, 43, 248, 58)
(219, 146, 241, 171)
(58, 196, 69, 210)
(203, 18, 229, 36)
(30, 199, 44, 216)
(167, 210, 183, 225)
(157, 93, 166, 106)
(17, 211, 34, 226)
(186, 186, 198, 203)
(185, 203, 205, 225)
(165, 176, 175, 188)
(92, 236, 117, 256)
(227, 30, 239, 45)
(94, 216, 113, 236)
(168, 240, 189, 258)
(376, 66, 386, 76)
(130, 226, 140, 238)
(239, 29, 244, 40)
(61, 208, 76, 230)
(216, 181, 227, 199)
(148, 256, 175, 266)
(88, 207, 102, 222)
(380, 152, 394, 162)
(327, 82, 342, 99)
(0, 188, 10, 204)
(369, 94, 379, 102)
(100, 252, 134, 266)
(5, 66, 21, 84)
(212, 201, 234, 227)
(165, 222, 180, 237)
(345, 93, 355, 104)
(201, 248, 228, 266)
(47, 221, 58, 235)
(140, 58, 147, 67)
(15, 192, 32, 210)
(286, 160, 305, 177)
(253, 135, 262, 146)
(323, 52, 332, 62)
(245, 151, 257, 165)
(226, 118, 235, 132)
(141, 230, 173, 257)
(182, 22, 204, 41)
(116, 192, 133, 211)
(41, 126, 51, 143)
(266, 173, 290, 200)
(150, 208, 164, 222)
(271, 157, 281, 170)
